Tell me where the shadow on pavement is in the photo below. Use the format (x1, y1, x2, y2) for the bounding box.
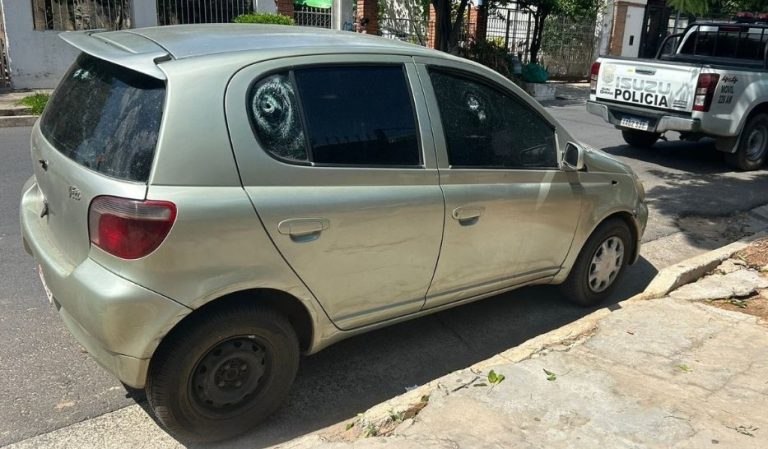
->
(171, 257, 656, 449)
(603, 139, 768, 249)
(602, 138, 729, 175)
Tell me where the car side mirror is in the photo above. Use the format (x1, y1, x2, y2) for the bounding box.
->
(561, 143, 584, 171)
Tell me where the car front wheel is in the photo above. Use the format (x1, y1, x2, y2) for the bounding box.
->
(146, 304, 299, 442)
(560, 218, 632, 307)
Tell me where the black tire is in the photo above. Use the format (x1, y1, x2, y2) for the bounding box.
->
(560, 219, 633, 307)
(146, 304, 299, 443)
(622, 129, 659, 148)
(725, 113, 768, 171)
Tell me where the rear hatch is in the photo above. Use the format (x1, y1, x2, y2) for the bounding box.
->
(595, 59, 701, 113)
(30, 45, 166, 268)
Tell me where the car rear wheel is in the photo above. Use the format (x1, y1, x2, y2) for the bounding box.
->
(146, 304, 299, 442)
(622, 129, 659, 148)
(560, 218, 632, 307)
(725, 113, 768, 171)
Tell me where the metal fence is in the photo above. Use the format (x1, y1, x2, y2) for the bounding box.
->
(31, 0, 131, 31)
(294, 5, 332, 29)
(379, 17, 428, 46)
(539, 16, 597, 80)
(157, 0, 254, 25)
(379, 4, 596, 79)
(485, 7, 534, 58)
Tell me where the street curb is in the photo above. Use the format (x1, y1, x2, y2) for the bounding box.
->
(0, 115, 38, 128)
(639, 230, 768, 300)
(308, 230, 768, 443)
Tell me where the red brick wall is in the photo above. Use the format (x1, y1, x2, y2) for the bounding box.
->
(610, 3, 629, 56)
(357, 0, 378, 34)
(276, 0, 294, 20)
(427, 5, 487, 49)
(427, 4, 436, 49)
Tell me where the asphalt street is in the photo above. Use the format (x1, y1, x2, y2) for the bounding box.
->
(3, 105, 768, 447)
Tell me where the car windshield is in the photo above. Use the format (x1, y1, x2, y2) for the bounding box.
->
(40, 53, 166, 182)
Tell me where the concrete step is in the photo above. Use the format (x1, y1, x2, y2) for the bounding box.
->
(0, 106, 33, 117)
(0, 115, 38, 128)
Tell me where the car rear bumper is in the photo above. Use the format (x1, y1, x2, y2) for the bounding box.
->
(587, 101, 701, 134)
(19, 177, 191, 388)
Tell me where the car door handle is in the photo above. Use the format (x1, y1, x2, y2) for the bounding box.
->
(452, 206, 484, 224)
(277, 218, 330, 241)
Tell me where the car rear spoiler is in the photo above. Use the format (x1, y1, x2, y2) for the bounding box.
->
(60, 30, 171, 80)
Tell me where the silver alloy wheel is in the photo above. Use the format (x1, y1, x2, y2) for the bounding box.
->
(588, 236, 624, 293)
(745, 124, 768, 161)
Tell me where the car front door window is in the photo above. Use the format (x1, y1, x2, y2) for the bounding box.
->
(429, 69, 557, 169)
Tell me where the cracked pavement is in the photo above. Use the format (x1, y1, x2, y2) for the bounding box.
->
(286, 298, 768, 449)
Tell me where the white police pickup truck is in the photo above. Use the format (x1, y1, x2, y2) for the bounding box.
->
(587, 20, 768, 171)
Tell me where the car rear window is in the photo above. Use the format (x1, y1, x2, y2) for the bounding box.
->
(679, 25, 768, 61)
(40, 53, 165, 182)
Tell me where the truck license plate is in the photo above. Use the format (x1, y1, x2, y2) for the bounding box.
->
(38, 265, 54, 304)
(620, 116, 650, 131)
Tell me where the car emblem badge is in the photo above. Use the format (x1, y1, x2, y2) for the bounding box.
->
(68, 186, 82, 201)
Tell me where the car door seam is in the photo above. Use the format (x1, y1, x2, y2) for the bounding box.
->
(413, 58, 448, 307)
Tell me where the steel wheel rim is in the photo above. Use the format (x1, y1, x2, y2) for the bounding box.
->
(190, 336, 268, 416)
(588, 236, 624, 293)
(745, 125, 768, 161)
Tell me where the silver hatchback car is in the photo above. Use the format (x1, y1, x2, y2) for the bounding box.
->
(20, 25, 647, 441)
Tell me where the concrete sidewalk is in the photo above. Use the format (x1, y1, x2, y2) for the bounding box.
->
(285, 296, 767, 449)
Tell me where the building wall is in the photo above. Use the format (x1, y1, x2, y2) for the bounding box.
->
(0, 0, 159, 89)
(604, 0, 648, 57)
(621, 5, 645, 57)
(0, 0, 79, 89)
(2, 0, 355, 90)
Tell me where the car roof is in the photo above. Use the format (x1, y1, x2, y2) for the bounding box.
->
(122, 24, 439, 60)
(61, 24, 467, 80)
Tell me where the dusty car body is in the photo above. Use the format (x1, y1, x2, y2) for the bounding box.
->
(20, 25, 647, 441)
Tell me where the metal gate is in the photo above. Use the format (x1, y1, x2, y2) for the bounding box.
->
(0, 2, 9, 89)
(157, 0, 254, 25)
(294, 5, 331, 29)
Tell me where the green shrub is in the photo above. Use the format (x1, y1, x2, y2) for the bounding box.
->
(233, 13, 295, 25)
(521, 63, 549, 83)
(460, 39, 513, 78)
(19, 93, 50, 115)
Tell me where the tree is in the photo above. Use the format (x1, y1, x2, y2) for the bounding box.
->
(430, 0, 472, 52)
(666, 0, 709, 15)
(517, 0, 600, 64)
(667, 0, 767, 15)
(517, 0, 558, 64)
(429, 0, 599, 59)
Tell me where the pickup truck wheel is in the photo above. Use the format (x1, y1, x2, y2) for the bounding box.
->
(622, 130, 659, 148)
(726, 113, 768, 171)
(560, 218, 632, 307)
(146, 305, 299, 442)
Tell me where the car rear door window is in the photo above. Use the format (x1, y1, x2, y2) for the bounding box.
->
(429, 69, 556, 169)
(248, 65, 421, 167)
(293, 66, 420, 166)
(249, 73, 308, 163)
(40, 53, 165, 182)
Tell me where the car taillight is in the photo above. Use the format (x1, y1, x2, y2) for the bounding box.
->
(88, 196, 176, 260)
(693, 73, 720, 112)
(590, 61, 601, 93)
